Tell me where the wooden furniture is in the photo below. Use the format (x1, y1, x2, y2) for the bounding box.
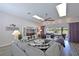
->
(25, 27, 36, 40)
(37, 26, 45, 38)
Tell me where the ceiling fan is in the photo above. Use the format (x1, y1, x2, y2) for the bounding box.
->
(43, 17, 55, 22)
(33, 14, 55, 22)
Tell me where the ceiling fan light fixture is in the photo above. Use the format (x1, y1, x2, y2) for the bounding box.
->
(32, 15, 44, 21)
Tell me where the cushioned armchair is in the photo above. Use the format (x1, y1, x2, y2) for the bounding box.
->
(45, 42, 61, 56)
(17, 42, 45, 56)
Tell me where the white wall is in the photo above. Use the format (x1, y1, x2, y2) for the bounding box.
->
(0, 12, 38, 46)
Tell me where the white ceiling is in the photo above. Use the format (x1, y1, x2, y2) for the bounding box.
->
(0, 3, 79, 23)
(67, 3, 79, 17)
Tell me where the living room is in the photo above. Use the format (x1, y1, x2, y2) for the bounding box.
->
(0, 2, 79, 56)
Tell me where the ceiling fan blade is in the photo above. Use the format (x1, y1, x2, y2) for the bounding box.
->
(45, 17, 51, 20)
(44, 17, 54, 21)
(44, 19, 54, 21)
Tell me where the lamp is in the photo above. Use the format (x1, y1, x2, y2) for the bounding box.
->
(12, 30, 21, 40)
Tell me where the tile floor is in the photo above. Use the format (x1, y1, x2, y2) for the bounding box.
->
(63, 40, 79, 56)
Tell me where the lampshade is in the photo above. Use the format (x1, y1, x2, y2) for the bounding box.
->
(12, 30, 21, 39)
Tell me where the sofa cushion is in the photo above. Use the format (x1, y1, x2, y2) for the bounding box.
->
(45, 42, 61, 56)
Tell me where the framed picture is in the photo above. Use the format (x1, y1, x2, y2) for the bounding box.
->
(22, 26, 36, 37)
